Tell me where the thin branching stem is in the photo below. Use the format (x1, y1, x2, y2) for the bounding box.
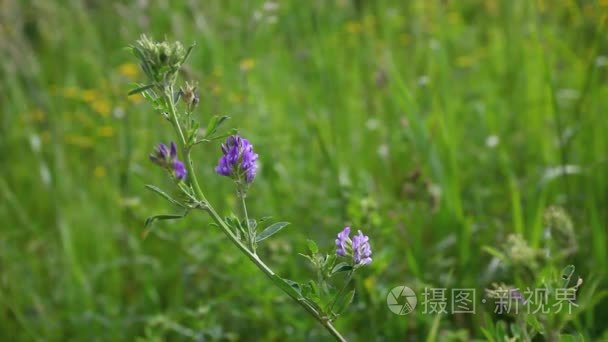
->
(164, 90, 347, 342)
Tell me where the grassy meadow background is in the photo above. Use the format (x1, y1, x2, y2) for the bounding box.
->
(1, 0, 608, 340)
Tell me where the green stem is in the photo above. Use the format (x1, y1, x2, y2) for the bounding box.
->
(164, 90, 346, 342)
(205, 201, 346, 341)
(240, 192, 256, 253)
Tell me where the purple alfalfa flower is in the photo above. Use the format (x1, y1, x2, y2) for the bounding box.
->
(335, 227, 372, 266)
(150, 141, 187, 180)
(335, 227, 351, 256)
(215, 135, 258, 184)
(352, 230, 372, 266)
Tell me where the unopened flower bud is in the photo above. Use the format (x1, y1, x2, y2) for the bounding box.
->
(181, 81, 199, 111)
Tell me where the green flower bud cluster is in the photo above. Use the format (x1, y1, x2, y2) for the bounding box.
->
(505, 234, 539, 270)
(131, 35, 191, 89)
(543, 206, 578, 258)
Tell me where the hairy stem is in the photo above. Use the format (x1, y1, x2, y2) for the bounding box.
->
(164, 90, 346, 342)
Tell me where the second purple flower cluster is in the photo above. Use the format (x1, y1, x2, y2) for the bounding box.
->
(336, 227, 372, 266)
(215, 135, 258, 184)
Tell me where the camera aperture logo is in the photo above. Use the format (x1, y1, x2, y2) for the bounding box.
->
(387, 286, 417, 315)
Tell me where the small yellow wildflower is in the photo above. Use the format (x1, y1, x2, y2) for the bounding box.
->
(362, 15, 375, 31)
(62, 87, 80, 99)
(212, 66, 224, 77)
(448, 12, 461, 25)
(128, 94, 143, 104)
(211, 84, 222, 96)
(75, 112, 95, 127)
(97, 125, 115, 138)
(91, 99, 111, 117)
(65, 135, 93, 148)
(81, 89, 98, 103)
(456, 55, 476, 68)
(345, 21, 362, 34)
(228, 92, 243, 104)
(485, 0, 498, 14)
(32, 109, 45, 122)
(363, 276, 376, 292)
(239, 58, 256, 72)
(41, 131, 51, 143)
(94, 166, 107, 178)
(118, 63, 139, 78)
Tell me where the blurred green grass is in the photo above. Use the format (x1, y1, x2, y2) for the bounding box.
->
(1, 0, 608, 340)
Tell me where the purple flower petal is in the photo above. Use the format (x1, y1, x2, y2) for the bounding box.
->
(150, 142, 187, 182)
(150, 143, 170, 166)
(170, 142, 177, 159)
(173, 159, 187, 180)
(352, 230, 372, 266)
(335, 227, 351, 257)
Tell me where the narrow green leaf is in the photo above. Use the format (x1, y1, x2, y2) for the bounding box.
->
(323, 254, 337, 274)
(226, 213, 247, 237)
(426, 313, 442, 342)
(144, 214, 184, 228)
(307, 239, 319, 254)
(331, 262, 353, 275)
(298, 253, 313, 262)
(495, 321, 507, 340)
(333, 289, 355, 315)
(307, 280, 318, 296)
(145, 185, 185, 208)
(526, 315, 544, 334)
(182, 43, 195, 64)
(242, 218, 257, 230)
(142, 212, 187, 238)
(128, 84, 155, 95)
(481, 246, 506, 261)
(271, 275, 303, 299)
(480, 328, 496, 342)
(214, 115, 230, 129)
(204, 115, 231, 138)
(305, 296, 324, 313)
(255, 222, 289, 242)
(284, 279, 301, 292)
(130, 46, 145, 62)
(187, 121, 201, 145)
(561, 265, 575, 287)
(558, 334, 585, 342)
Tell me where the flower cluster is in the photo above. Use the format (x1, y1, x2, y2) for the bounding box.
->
(132, 35, 188, 86)
(335, 227, 372, 266)
(149, 142, 187, 180)
(215, 135, 258, 184)
(134, 37, 367, 339)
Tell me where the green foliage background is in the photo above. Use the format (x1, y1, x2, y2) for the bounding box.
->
(1, 0, 607, 340)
